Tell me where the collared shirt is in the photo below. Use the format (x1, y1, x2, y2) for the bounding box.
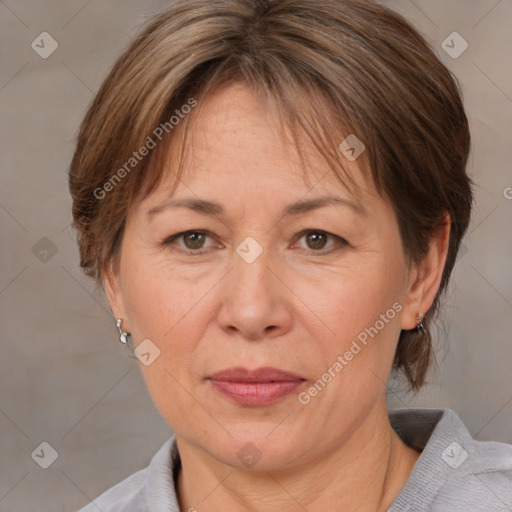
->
(76, 408, 512, 511)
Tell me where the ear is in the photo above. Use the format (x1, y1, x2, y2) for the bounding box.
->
(401, 213, 451, 330)
(103, 261, 127, 324)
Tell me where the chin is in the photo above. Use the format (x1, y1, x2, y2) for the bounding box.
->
(207, 424, 306, 472)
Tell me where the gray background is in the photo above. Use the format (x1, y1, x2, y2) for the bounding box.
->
(0, 1, 511, 510)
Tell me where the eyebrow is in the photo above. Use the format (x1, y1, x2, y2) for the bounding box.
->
(146, 195, 367, 219)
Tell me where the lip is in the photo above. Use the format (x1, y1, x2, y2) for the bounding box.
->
(206, 366, 307, 407)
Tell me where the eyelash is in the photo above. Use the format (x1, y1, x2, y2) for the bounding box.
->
(159, 229, 349, 256)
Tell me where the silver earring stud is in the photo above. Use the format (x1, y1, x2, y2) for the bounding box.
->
(116, 318, 129, 344)
(416, 312, 425, 334)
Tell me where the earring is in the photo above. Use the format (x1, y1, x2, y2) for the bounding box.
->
(115, 319, 138, 360)
(116, 318, 129, 344)
(416, 312, 425, 334)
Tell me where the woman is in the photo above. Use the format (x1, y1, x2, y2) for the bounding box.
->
(69, 0, 512, 510)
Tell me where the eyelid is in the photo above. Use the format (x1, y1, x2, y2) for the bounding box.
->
(160, 230, 220, 255)
(160, 229, 349, 255)
(291, 229, 349, 254)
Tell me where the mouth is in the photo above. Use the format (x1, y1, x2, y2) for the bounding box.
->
(206, 366, 307, 407)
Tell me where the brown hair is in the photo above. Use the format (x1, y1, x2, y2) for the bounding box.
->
(69, 0, 472, 391)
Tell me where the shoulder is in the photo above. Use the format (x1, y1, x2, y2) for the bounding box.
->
(389, 408, 512, 512)
(75, 468, 147, 512)
(75, 437, 180, 512)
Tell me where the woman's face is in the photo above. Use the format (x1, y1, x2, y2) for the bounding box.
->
(106, 83, 427, 470)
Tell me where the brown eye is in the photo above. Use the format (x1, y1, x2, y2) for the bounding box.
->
(293, 229, 349, 255)
(182, 231, 207, 249)
(305, 231, 328, 250)
(160, 229, 220, 255)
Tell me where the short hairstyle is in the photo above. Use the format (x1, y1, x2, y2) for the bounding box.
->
(69, 0, 472, 391)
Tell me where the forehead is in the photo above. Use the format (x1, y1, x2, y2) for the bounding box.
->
(147, 82, 375, 208)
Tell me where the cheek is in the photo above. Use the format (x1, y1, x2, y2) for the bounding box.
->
(119, 256, 218, 388)
(119, 264, 212, 428)
(119, 249, 208, 341)
(301, 251, 407, 390)
(122, 274, 171, 341)
(310, 255, 406, 339)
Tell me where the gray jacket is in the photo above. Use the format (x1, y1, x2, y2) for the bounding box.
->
(76, 408, 512, 511)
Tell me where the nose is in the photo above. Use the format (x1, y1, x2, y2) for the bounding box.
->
(216, 247, 293, 341)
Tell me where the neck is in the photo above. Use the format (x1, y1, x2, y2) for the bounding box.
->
(176, 402, 420, 512)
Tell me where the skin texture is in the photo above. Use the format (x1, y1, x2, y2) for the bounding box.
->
(105, 83, 450, 512)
